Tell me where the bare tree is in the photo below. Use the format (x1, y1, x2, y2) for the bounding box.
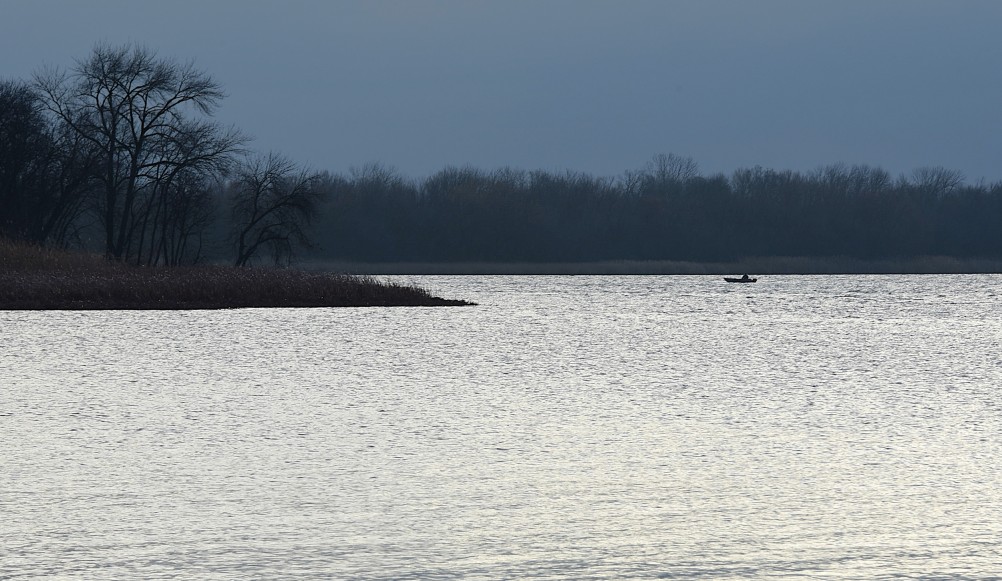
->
(621, 153, 700, 198)
(649, 153, 699, 182)
(137, 171, 219, 266)
(33, 43, 243, 261)
(911, 166, 964, 197)
(134, 118, 241, 265)
(0, 80, 94, 245)
(0, 80, 50, 240)
(810, 163, 892, 199)
(230, 153, 329, 267)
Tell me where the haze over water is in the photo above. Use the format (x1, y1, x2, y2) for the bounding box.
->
(3, 275, 1001, 579)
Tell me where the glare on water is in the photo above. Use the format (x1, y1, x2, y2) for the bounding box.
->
(3, 275, 1001, 579)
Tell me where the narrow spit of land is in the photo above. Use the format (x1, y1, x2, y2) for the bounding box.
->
(0, 241, 473, 310)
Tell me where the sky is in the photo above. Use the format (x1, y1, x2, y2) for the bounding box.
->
(2, 0, 1001, 182)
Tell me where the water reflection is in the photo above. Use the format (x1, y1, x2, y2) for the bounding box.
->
(3, 275, 1002, 578)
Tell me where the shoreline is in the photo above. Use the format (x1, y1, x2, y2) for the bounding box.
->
(1, 240, 475, 310)
(1, 269, 475, 310)
(305, 256, 1002, 275)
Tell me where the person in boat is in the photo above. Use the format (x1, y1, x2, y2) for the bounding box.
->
(741, 274, 750, 281)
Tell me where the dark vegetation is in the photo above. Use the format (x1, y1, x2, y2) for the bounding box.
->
(319, 157, 1002, 267)
(0, 239, 471, 309)
(2, 44, 328, 268)
(3, 44, 1002, 279)
(0, 43, 471, 308)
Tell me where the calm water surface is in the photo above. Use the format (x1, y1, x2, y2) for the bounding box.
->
(3, 275, 1002, 579)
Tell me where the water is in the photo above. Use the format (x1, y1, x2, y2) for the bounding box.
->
(3, 275, 1001, 579)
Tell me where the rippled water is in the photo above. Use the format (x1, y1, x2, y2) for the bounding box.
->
(3, 275, 1002, 579)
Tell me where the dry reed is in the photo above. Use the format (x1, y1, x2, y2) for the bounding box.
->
(0, 239, 473, 309)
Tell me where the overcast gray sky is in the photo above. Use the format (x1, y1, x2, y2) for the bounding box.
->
(2, 0, 1000, 181)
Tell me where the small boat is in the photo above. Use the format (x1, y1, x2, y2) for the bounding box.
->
(724, 276, 757, 283)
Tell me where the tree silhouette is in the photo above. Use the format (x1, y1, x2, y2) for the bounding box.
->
(230, 153, 329, 267)
(34, 43, 243, 261)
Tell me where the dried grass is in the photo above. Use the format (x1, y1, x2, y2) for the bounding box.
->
(1, 239, 473, 309)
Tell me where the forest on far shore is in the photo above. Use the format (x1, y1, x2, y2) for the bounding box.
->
(317, 157, 1002, 264)
(3, 44, 1001, 269)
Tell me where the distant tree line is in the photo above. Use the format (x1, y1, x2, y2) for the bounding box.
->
(5, 46, 1001, 267)
(319, 154, 1002, 263)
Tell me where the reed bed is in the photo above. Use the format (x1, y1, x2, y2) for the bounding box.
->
(0, 240, 472, 309)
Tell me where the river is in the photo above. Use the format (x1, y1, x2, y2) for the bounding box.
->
(3, 275, 1001, 579)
